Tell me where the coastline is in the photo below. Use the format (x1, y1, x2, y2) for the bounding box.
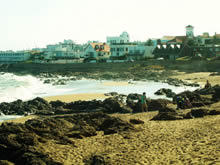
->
(0, 64, 220, 164)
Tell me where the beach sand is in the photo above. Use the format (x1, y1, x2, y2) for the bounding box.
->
(171, 71, 220, 87)
(44, 93, 109, 103)
(2, 72, 220, 164)
(38, 112, 220, 164)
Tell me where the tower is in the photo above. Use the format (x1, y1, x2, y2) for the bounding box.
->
(186, 25, 194, 38)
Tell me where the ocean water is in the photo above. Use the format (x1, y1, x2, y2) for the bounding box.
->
(0, 72, 199, 103)
(0, 72, 199, 121)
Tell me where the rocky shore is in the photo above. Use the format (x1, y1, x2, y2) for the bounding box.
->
(0, 84, 220, 164)
(1, 60, 220, 164)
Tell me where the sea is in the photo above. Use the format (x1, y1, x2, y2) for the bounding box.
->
(0, 72, 199, 121)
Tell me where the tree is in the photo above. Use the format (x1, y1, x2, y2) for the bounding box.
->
(145, 39, 154, 46)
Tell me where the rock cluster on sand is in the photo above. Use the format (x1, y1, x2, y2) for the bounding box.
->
(0, 112, 135, 164)
(151, 85, 220, 121)
(0, 94, 172, 116)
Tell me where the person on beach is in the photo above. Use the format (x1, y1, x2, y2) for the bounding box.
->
(175, 95, 184, 110)
(183, 96, 192, 108)
(141, 92, 147, 112)
(204, 80, 211, 89)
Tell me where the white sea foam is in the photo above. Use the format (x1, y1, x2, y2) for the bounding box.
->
(0, 73, 52, 103)
(0, 73, 199, 103)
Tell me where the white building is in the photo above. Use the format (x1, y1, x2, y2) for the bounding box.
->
(107, 32, 130, 44)
(0, 51, 31, 62)
(186, 25, 194, 38)
(45, 40, 84, 59)
(84, 42, 111, 60)
(110, 42, 154, 60)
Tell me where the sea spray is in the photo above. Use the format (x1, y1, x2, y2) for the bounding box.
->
(0, 73, 52, 103)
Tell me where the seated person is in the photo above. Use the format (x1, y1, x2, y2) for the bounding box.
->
(204, 80, 211, 88)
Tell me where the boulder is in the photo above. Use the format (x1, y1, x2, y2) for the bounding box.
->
(129, 119, 144, 124)
(127, 93, 141, 100)
(154, 88, 176, 98)
(103, 97, 132, 113)
(190, 108, 209, 118)
(151, 111, 184, 121)
(50, 100, 66, 108)
(89, 155, 106, 165)
(212, 85, 220, 101)
(147, 99, 171, 111)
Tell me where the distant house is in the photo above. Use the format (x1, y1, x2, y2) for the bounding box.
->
(0, 51, 31, 63)
(107, 32, 130, 44)
(45, 40, 85, 60)
(84, 42, 111, 61)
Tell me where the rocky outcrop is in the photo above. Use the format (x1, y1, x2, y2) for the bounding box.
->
(129, 119, 144, 124)
(0, 112, 135, 164)
(165, 78, 200, 87)
(154, 88, 176, 98)
(0, 97, 52, 115)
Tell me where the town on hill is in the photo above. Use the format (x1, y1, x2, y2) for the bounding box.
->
(0, 25, 220, 64)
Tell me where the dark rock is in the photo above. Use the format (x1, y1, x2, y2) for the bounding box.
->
(154, 88, 176, 98)
(127, 93, 141, 100)
(209, 109, 220, 115)
(0, 112, 134, 164)
(103, 97, 132, 113)
(151, 112, 184, 121)
(100, 117, 134, 135)
(184, 112, 194, 119)
(104, 92, 118, 96)
(147, 99, 171, 111)
(190, 108, 209, 118)
(158, 107, 176, 113)
(50, 100, 66, 108)
(212, 85, 220, 101)
(90, 155, 106, 165)
(43, 79, 51, 84)
(129, 119, 144, 124)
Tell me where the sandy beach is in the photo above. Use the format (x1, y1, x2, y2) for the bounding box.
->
(43, 93, 109, 103)
(1, 71, 220, 164)
(171, 71, 220, 87)
(36, 112, 220, 164)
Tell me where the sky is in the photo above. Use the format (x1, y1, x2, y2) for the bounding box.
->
(0, 0, 220, 51)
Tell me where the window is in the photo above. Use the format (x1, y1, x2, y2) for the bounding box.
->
(117, 48, 119, 51)
(126, 48, 128, 51)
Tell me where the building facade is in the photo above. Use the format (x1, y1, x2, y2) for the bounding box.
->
(0, 51, 31, 62)
(107, 32, 130, 44)
(84, 42, 111, 61)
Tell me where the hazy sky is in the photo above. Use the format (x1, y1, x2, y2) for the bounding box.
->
(1, 0, 220, 50)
